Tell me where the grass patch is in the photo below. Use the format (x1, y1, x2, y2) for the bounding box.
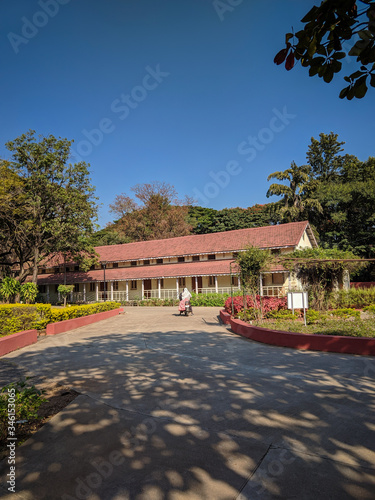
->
(253, 318, 375, 338)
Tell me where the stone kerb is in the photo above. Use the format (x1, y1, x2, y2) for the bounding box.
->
(0, 329, 38, 356)
(223, 310, 375, 356)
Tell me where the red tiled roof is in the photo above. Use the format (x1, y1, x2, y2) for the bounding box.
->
(42, 221, 315, 267)
(37, 259, 288, 285)
(37, 260, 236, 284)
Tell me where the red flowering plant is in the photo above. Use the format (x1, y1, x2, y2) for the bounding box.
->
(225, 295, 287, 316)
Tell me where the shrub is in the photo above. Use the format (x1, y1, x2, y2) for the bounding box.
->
(0, 378, 46, 441)
(20, 283, 39, 304)
(0, 302, 121, 336)
(191, 293, 229, 307)
(364, 304, 375, 315)
(237, 309, 256, 322)
(305, 309, 326, 324)
(0, 277, 21, 303)
(329, 308, 360, 319)
(266, 309, 299, 320)
(328, 288, 375, 309)
(224, 295, 287, 315)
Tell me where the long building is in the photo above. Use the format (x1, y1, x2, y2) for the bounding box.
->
(36, 221, 317, 303)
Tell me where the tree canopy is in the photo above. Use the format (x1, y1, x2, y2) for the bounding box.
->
(108, 181, 193, 242)
(275, 0, 375, 99)
(1, 131, 98, 283)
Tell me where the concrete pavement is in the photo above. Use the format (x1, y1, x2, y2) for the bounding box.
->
(0, 307, 374, 499)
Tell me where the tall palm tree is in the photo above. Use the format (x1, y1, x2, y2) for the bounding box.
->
(266, 162, 322, 221)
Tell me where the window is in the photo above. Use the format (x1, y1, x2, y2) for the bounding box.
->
(41, 269, 46, 274)
(178, 277, 186, 288)
(74, 265, 79, 272)
(192, 255, 200, 262)
(157, 258, 163, 264)
(178, 256, 185, 262)
(131, 280, 137, 290)
(231, 275, 238, 286)
(271, 249, 280, 255)
(160, 279, 164, 288)
(272, 273, 284, 285)
(74, 283, 79, 292)
(90, 265, 95, 270)
(39, 285, 46, 293)
(99, 282, 106, 292)
(131, 261, 137, 267)
(66, 267, 70, 273)
(208, 276, 215, 287)
(208, 254, 216, 260)
(89, 283, 95, 292)
(233, 252, 239, 258)
(113, 281, 119, 291)
(113, 262, 118, 268)
(143, 260, 150, 266)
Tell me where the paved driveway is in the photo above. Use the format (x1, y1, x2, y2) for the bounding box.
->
(0, 307, 374, 499)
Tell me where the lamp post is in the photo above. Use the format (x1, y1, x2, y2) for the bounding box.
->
(102, 261, 108, 302)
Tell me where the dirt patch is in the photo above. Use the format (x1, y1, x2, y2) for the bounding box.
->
(0, 381, 79, 461)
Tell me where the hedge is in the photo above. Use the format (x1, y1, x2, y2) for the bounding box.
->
(224, 295, 287, 315)
(0, 302, 121, 337)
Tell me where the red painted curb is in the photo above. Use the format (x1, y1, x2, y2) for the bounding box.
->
(220, 309, 231, 325)
(46, 308, 122, 335)
(0, 329, 38, 356)
(223, 311, 375, 356)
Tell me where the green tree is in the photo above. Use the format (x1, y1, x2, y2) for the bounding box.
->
(57, 284, 74, 307)
(4, 130, 98, 283)
(266, 161, 322, 222)
(236, 246, 273, 319)
(281, 247, 366, 310)
(188, 204, 280, 234)
(110, 182, 192, 241)
(274, 0, 375, 99)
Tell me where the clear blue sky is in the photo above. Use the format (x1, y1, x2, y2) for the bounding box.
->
(1, 0, 373, 228)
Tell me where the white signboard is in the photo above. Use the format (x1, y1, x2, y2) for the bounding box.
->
(287, 292, 308, 310)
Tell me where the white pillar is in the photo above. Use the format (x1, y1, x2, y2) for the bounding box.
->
(141, 280, 144, 298)
(83, 283, 86, 303)
(110, 281, 114, 301)
(215, 276, 218, 294)
(260, 273, 263, 296)
(158, 279, 161, 299)
(70, 290, 73, 303)
(126, 280, 129, 301)
(176, 278, 179, 298)
(46, 285, 50, 302)
(238, 276, 241, 290)
(195, 276, 198, 294)
(95, 282, 99, 302)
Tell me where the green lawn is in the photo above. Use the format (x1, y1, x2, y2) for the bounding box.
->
(253, 319, 375, 338)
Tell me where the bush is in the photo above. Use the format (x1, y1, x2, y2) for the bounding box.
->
(306, 309, 326, 324)
(20, 283, 39, 304)
(191, 293, 229, 307)
(329, 308, 360, 319)
(363, 304, 375, 315)
(0, 302, 121, 336)
(0, 378, 46, 441)
(266, 309, 299, 320)
(224, 295, 287, 315)
(328, 288, 375, 309)
(237, 309, 256, 322)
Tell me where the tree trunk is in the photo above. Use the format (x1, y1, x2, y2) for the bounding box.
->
(32, 247, 39, 284)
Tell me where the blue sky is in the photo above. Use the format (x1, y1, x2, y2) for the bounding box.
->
(1, 0, 374, 228)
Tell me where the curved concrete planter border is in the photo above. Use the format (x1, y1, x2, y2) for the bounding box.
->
(46, 308, 123, 335)
(0, 329, 38, 356)
(220, 309, 375, 356)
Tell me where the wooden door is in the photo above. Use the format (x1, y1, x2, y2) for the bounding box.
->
(144, 279, 152, 298)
